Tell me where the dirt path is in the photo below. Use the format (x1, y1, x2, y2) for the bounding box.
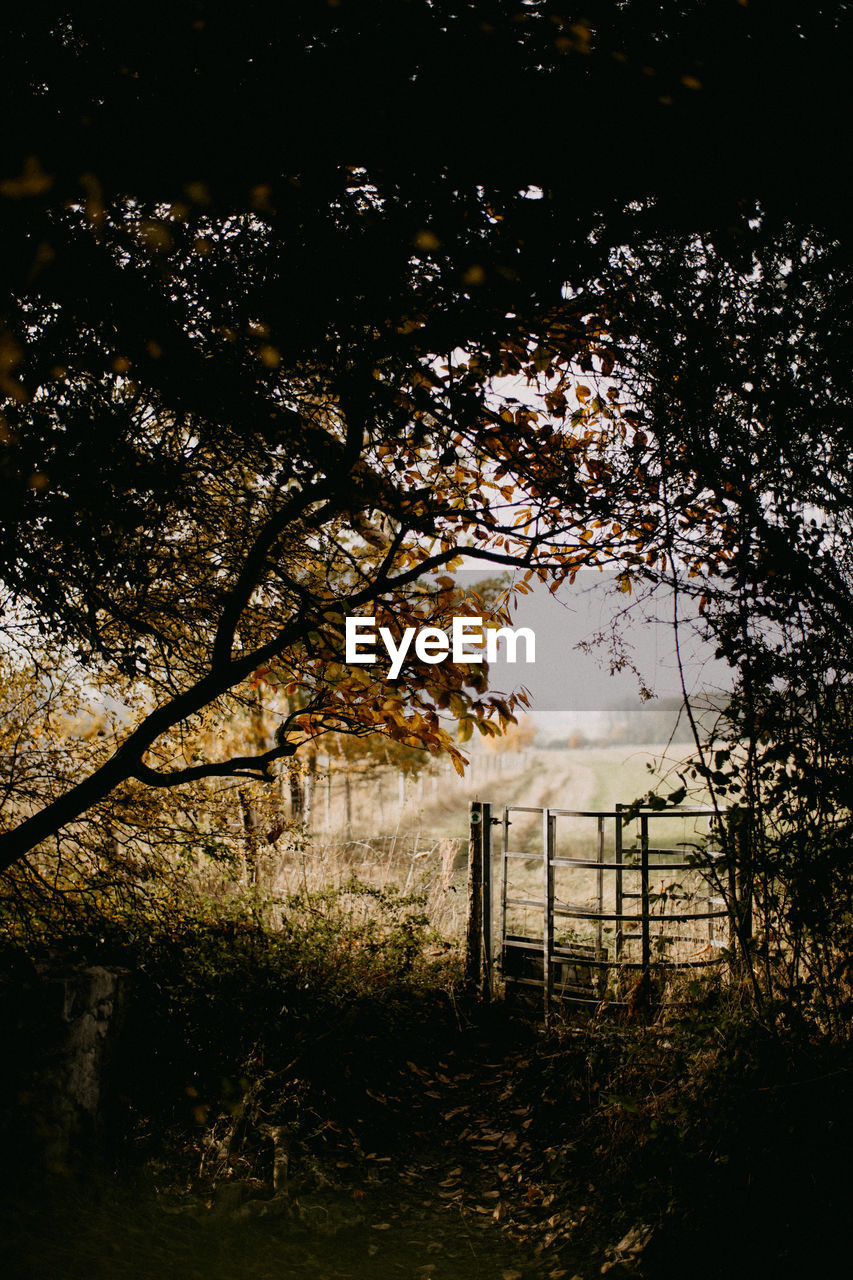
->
(288, 1006, 592, 1280)
(7, 1013, 589, 1280)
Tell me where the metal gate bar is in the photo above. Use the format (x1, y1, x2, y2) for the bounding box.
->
(491, 804, 739, 1017)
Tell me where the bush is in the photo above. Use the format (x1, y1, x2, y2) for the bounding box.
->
(1, 875, 459, 1177)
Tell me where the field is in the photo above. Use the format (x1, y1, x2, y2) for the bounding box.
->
(264, 745, 723, 966)
(306, 743, 689, 847)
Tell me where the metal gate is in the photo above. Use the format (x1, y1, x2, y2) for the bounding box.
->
(470, 802, 740, 1018)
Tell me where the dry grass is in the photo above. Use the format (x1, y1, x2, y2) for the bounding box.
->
(256, 744, 721, 968)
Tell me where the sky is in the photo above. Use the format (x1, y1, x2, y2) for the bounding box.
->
(458, 568, 734, 714)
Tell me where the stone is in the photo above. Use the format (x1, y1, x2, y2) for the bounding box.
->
(7, 964, 128, 1170)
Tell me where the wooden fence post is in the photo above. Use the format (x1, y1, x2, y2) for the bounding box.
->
(726, 806, 754, 971)
(466, 801, 483, 990)
(481, 802, 492, 1000)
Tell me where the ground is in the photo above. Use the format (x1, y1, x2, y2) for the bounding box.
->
(6, 1004, 599, 1280)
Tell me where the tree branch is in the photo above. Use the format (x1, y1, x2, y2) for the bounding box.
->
(132, 740, 297, 787)
(211, 480, 333, 670)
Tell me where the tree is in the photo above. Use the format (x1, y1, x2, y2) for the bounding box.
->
(4, 0, 853, 916)
(604, 221, 853, 1016)
(2, 157, 661, 872)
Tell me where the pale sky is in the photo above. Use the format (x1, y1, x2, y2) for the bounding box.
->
(459, 569, 733, 713)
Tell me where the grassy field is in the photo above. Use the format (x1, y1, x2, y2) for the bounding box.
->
(310, 743, 694, 846)
(264, 745, 722, 965)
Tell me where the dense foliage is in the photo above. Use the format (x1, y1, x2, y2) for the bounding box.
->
(3, 23, 853, 1279)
